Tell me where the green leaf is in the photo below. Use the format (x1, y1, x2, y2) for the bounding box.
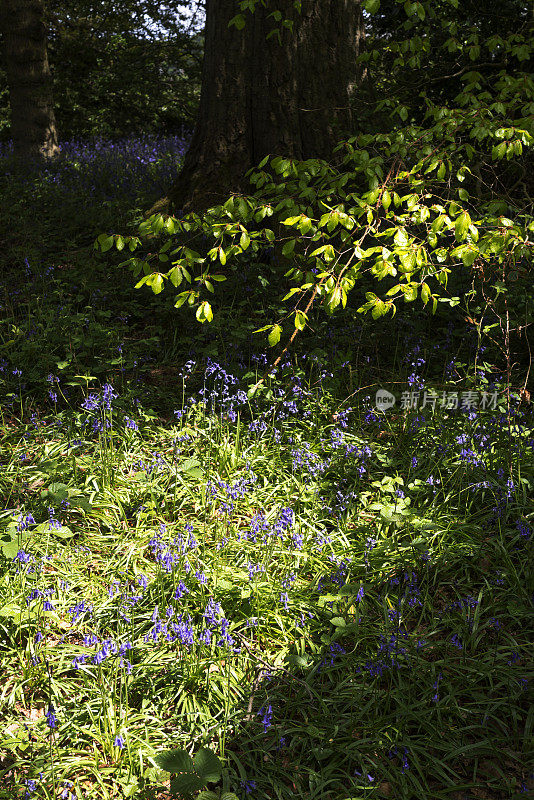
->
(196, 301, 213, 324)
(228, 13, 246, 29)
(268, 325, 282, 347)
(364, 0, 380, 12)
(150, 275, 164, 294)
(97, 234, 114, 253)
(455, 211, 471, 242)
(294, 310, 307, 331)
(168, 267, 183, 287)
(0, 603, 23, 622)
(174, 291, 190, 309)
(282, 239, 296, 257)
(170, 773, 206, 798)
(421, 282, 430, 304)
(330, 617, 346, 627)
(1, 538, 20, 560)
(155, 749, 195, 773)
(492, 141, 507, 160)
(34, 523, 74, 539)
(42, 482, 69, 502)
(240, 231, 250, 250)
(283, 287, 301, 302)
(461, 247, 477, 267)
(193, 748, 222, 783)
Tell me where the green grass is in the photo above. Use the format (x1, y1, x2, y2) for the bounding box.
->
(0, 139, 532, 800)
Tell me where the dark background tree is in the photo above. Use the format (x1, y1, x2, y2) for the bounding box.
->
(0, 0, 59, 159)
(164, 0, 366, 214)
(0, 1, 203, 144)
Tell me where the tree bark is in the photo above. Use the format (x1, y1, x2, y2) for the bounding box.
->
(163, 0, 365, 215)
(0, 0, 60, 160)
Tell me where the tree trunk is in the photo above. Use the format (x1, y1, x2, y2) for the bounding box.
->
(164, 0, 365, 215)
(0, 0, 60, 160)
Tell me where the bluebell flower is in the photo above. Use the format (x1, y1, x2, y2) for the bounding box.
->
(46, 705, 57, 729)
(354, 770, 375, 784)
(174, 581, 189, 599)
(114, 734, 125, 749)
(258, 704, 273, 731)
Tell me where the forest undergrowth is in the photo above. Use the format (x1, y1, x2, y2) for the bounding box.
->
(0, 137, 532, 800)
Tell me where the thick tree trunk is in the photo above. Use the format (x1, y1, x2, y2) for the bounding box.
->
(0, 0, 60, 160)
(165, 0, 364, 215)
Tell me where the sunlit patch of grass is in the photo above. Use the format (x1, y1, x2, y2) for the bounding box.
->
(0, 365, 532, 799)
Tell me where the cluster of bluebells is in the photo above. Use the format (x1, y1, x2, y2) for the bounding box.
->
(291, 442, 330, 478)
(404, 343, 426, 391)
(318, 642, 346, 672)
(80, 382, 118, 434)
(358, 630, 411, 678)
(257, 703, 273, 732)
(5, 134, 189, 201)
(24, 773, 44, 799)
(317, 557, 352, 592)
(148, 523, 198, 572)
(81, 382, 117, 412)
(135, 451, 167, 476)
(387, 745, 410, 773)
(71, 635, 133, 673)
(198, 358, 248, 422)
(208, 473, 257, 515)
(16, 512, 36, 533)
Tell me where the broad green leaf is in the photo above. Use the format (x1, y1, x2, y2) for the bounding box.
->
(492, 141, 507, 160)
(281, 215, 301, 226)
(330, 617, 346, 627)
(294, 310, 307, 331)
(34, 523, 74, 539)
(228, 13, 245, 29)
(282, 239, 296, 257)
(421, 282, 430, 304)
(268, 325, 282, 346)
(193, 748, 222, 783)
(97, 234, 114, 252)
(155, 749, 195, 773)
(174, 291, 190, 309)
(168, 267, 183, 287)
(364, 0, 380, 12)
(150, 275, 164, 294)
(455, 211, 471, 242)
(170, 773, 205, 797)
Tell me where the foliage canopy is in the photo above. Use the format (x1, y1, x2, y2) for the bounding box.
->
(102, 0, 533, 353)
